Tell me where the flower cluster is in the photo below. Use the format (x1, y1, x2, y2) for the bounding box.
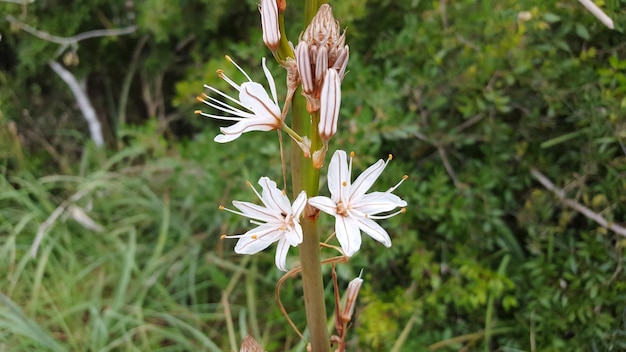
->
(196, 3, 406, 271)
(296, 4, 349, 113)
(219, 150, 406, 271)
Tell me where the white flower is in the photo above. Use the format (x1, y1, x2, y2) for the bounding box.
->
(220, 177, 307, 271)
(195, 56, 282, 143)
(259, 0, 280, 51)
(308, 150, 407, 256)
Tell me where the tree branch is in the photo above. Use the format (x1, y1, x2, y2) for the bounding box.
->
(6, 15, 138, 46)
(530, 168, 626, 238)
(578, 0, 614, 30)
(48, 60, 104, 147)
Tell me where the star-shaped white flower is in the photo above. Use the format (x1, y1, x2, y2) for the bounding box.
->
(195, 56, 282, 143)
(221, 177, 307, 271)
(308, 150, 407, 256)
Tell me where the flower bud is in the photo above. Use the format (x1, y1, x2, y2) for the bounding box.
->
(342, 274, 363, 321)
(296, 4, 348, 112)
(296, 42, 313, 94)
(259, 0, 280, 51)
(319, 69, 341, 141)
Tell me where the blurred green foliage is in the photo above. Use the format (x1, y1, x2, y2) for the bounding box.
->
(1, 0, 626, 351)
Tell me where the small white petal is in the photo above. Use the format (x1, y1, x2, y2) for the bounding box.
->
(286, 222, 303, 247)
(308, 196, 338, 216)
(349, 159, 385, 203)
(335, 215, 362, 257)
(239, 82, 281, 121)
(232, 200, 281, 223)
(354, 216, 392, 248)
(234, 225, 279, 254)
(262, 57, 279, 106)
(258, 177, 291, 215)
(292, 191, 308, 218)
(355, 192, 407, 214)
(216, 120, 276, 142)
(327, 150, 350, 202)
(275, 237, 291, 271)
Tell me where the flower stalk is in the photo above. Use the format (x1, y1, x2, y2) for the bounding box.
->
(198, 1, 407, 350)
(290, 90, 330, 351)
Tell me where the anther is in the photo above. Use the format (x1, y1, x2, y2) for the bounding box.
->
(220, 234, 226, 239)
(225, 55, 233, 62)
(350, 151, 355, 158)
(218, 205, 225, 210)
(195, 96, 203, 103)
(342, 181, 347, 186)
(401, 208, 406, 213)
(251, 235, 258, 240)
(403, 175, 409, 180)
(194, 110, 202, 114)
(388, 154, 393, 161)
(246, 180, 252, 187)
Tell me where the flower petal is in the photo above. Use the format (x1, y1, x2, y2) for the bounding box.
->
(285, 222, 303, 247)
(349, 158, 385, 203)
(327, 150, 350, 203)
(354, 192, 407, 214)
(258, 177, 291, 215)
(233, 225, 280, 254)
(232, 200, 280, 223)
(354, 216, 392, 248)
(215, 119, 276, 143)
(292, 191, 308, 218)
(262, 57, 279, 106)
(274, 237, 291, 271)
(334, 215, 362, 257)
(239, 82, 281, 122)
(308, 196, 338, 216)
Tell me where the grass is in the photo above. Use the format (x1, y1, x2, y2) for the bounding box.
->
(0, 133, 294, 351)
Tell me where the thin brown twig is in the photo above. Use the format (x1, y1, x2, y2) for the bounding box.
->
(275, 255, 349, 340)
(6, 15, 137, 45)
(530, 168, 626, 238)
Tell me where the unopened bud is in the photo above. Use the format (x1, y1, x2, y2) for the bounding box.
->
(342, 273, 364, 321)
(260, 0, 280, 51)
(296, 42, 313, 94)
(319, 69, 341, 141)
(296, 4, 348, 112)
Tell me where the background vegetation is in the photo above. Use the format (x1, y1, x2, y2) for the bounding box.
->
(1, 0, 625, 351)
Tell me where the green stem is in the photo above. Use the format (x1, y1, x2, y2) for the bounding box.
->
(288, 2, 330, 349)
(291, 88, 329, 350)
(304, 0, 327, 25)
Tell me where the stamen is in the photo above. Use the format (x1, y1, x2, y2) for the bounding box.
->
(246, 180, 265, 203)
(219, 204, 253, 219)
(386, 175, 408, 193)
(202, 85, 244, 109)
(348, 151, 354, 178)
(225, 55, 253, 82)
